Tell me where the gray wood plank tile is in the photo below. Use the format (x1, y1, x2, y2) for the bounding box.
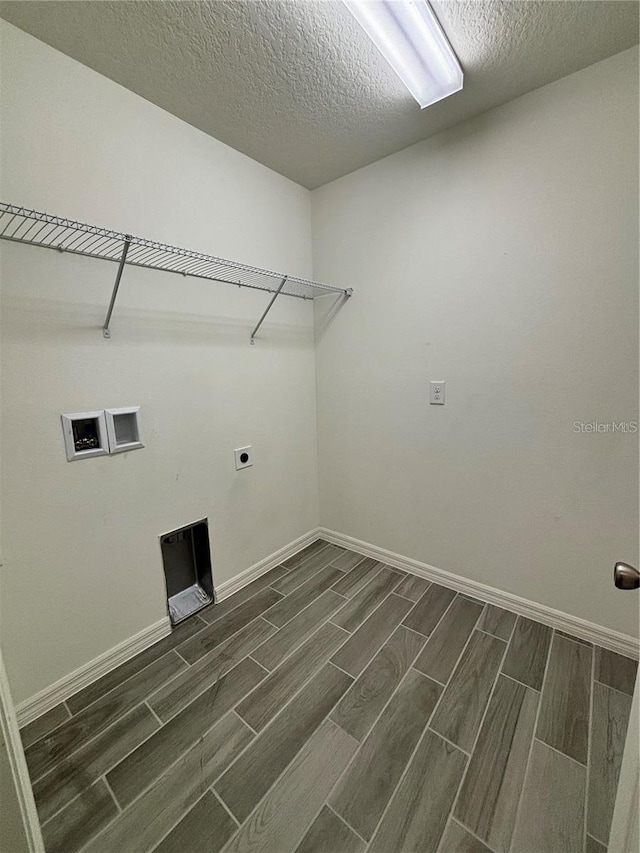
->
(149, 617, 276, 722)
(454, 675, 538, 853)
(215, 663, 353, 823)
(431, 631, 506, 752)
(511, 740, 586, 853)
(236, 622, 347, 731)
(302, 541, 346, 565)
(501, 616, 552, 691)
(153, 790, 237, 853)
(537, 635, 592, 764)
(458, 594, 484, 606)
(177, 588, 282, 664)
(294, 806, 365, 853)
(282, 540, 331, 570)
(439, 820, 493, 853)
(596, 648, 638, 696)
(587, 681, 633, 846)
(329, 669, 442, 841)
(32, 703, 159, 824)
(477, 605, 517, 642)
(331, 558, 387, 598)
(414, 596, 483, 685)
(368, 729, 467, 853)
(331, 626, 424, 741)
(331, 550, 368, 572)
(199, 565, 289, 624)
(387, 566, 408, 578)
(85, 713, 251, 853)
(393, 573, 432, 602)
(20, 703, 70, 749)
(556, 630, 592, 647)
(66, 616, 205, 714)
(331, 593, 413, 677)
(25, 651, 185, 782)
(331, 568, 402, 633)
(41, 778, 118, 853)
(402, 582, 456, 637)
(107, 657, 265, 808)
(251, 590, 345, 671)
(224, 719, 358, 853)
(272, 546, 345, 595)
(263, 566, 344, 628)
(586, 835, 607, 853)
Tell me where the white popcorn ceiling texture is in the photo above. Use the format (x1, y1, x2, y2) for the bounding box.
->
(1, 0, 638, 188)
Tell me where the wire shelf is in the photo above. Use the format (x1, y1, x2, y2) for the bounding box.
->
(0, 202, 352, 341)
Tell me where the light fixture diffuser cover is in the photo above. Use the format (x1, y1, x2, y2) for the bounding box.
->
(344, 0, 463, 108)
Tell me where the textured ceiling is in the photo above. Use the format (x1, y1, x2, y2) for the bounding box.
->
(1, 0, 638, 188)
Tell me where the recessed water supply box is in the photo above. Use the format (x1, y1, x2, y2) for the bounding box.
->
(160, 520, 214, 624)
(61, 411, 109, 461)
(105, 406, 144, 454)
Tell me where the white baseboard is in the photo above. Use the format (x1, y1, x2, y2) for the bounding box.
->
(19, 523, 634, 729)
(16, 617, 171, 728)
(214, 528, 322, 601)
(17, 528, 322, 728)
(319, 527, 640, 660)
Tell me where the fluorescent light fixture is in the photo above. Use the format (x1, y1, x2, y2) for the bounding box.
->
(343, 0, 463, 108)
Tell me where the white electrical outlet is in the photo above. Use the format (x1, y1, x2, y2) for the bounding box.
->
(234, 446, 253, 470)
(430, 381, 446, 405)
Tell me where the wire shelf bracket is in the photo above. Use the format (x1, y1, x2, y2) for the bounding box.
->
(250, 276, 287, 345)
(103, 236, 131, 339)
(0, 202, 353, 342)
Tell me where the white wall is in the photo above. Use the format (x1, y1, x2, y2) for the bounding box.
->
(313, 48, 639, 638)
(0, 21, 318, 704)
(1, 22, 638, 709)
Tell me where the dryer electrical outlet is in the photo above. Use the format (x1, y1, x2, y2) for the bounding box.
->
(235, 446, 253, 470)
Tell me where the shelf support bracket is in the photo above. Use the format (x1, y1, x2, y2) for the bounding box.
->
(103, 236, 132, 339)
(250, 276, 287, 345)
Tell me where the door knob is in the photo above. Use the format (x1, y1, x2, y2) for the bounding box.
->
(613, 562, 640, 590)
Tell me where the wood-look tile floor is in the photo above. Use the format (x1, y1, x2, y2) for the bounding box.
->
(21, 540, 638, 853)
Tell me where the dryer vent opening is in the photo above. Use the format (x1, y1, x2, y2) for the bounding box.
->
(160, 520, 213, 624)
